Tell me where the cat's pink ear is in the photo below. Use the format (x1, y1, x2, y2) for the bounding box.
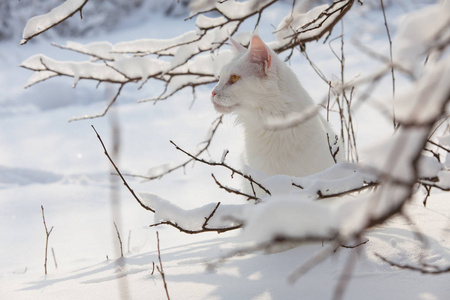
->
(249, 35, 272, 74)
(229, 37, 246, 54)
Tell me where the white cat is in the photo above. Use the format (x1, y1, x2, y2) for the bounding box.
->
(211, 34, 340, 179)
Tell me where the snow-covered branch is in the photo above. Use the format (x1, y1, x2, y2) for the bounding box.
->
(20, 0, 359, 121)
(274, 0, 357, 52)
(21, 0, 89, 45)
(144, 195, 243, 234)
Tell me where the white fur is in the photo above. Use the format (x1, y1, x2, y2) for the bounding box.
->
(212, 35, 339, 178)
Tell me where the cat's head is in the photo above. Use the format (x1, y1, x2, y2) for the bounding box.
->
(211, 34, 280, 115)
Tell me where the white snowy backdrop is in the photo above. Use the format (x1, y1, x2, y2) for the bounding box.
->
(0, 0, 449, 299)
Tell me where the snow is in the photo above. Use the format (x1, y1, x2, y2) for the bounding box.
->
(240, 197, 338, 243)
(289, 162, 378, 199)
(437, 171, 450, 189)
(1, 1, 450, 300)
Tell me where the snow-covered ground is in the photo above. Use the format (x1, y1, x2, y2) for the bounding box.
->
(1, 1, 449, 299)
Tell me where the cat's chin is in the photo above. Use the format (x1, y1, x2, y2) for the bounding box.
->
(212, 101, 238, 114)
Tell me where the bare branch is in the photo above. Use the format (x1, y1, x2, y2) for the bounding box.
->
(92, 125, 155, 213)
(155, 232, 171, 300)
(211, 173, 260, 202)
(69, 84, 124, 122)
(380, 0, 396, 128)
(41, 205, 54, 275)
(170, 140, 271, 196)
(113, 222, 124, 258)
(326, 133, 340, 164)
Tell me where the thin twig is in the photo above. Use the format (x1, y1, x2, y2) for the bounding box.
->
(427, 139, 450, 153)
(113, 222, 124, 258)
(211, 173, 260, 202)
(380, 0, 396, 128)
(334, 238, 369, 252)
(202, 202, 222, 230)
(326, 133, 340, 164)
(292, 181, 379, 200)
(69, 84, 124, 122)
(41, 205, 54, 275)
(156, 232, 171, 300)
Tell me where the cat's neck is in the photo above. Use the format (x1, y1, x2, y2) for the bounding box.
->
(239, 111, 335, 177)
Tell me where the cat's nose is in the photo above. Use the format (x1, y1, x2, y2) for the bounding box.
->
(212, 91, 217, 97)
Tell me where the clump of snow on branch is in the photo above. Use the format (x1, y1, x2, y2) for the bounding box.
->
(21, 0, 88, 45)
(140, 193, 243, 232)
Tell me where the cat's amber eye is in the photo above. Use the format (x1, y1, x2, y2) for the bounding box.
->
(230, 74, 240, 84)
